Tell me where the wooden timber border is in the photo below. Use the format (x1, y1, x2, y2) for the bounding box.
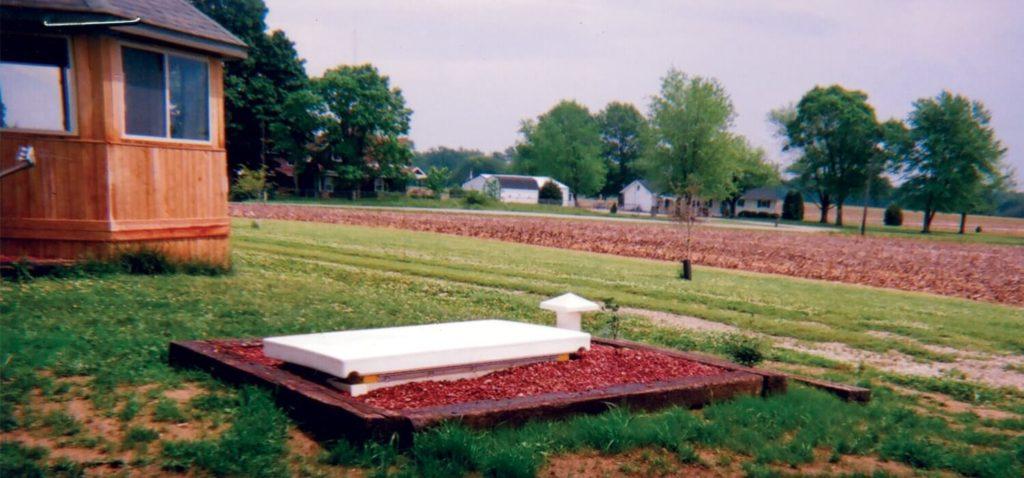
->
(169, 337, 787, 444)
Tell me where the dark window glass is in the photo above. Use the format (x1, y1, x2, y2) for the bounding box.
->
(169, 56, 209, 140)
(0, 35, 71, 131)
(123, 47, 166, 137)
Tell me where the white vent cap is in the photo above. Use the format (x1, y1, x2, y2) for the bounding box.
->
(540, 293, 601, 314)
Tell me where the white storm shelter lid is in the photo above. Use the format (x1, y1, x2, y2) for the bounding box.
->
(263, 320, 591, 393)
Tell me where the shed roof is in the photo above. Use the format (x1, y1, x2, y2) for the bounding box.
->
(0, 0, 248, 59)
(491, 175, 540, 191)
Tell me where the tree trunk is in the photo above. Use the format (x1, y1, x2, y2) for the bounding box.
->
(818, 196, 830, 224)
(835, 203, 844, 227)
(958, 212, 967, 234)
(728, 198, 738, 217)
(860, 179, 871, 236)
(922, 209, 935, 233)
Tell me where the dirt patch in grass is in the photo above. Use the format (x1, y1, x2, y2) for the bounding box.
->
(162, 383, 204, 404)
(891, 385, 1021, 421)
(541, 449, 735, 478)
(622, 307, 739, 334)
(626, 306, 1024, 390)
(287, 427, 323, 458)
(791, 450, 929, 477)
(1, 381, 231, 476)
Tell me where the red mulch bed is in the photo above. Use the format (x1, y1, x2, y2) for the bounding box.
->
(210, 340, 724, 411)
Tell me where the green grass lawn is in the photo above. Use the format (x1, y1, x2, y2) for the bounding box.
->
(2, 219, 1022, 477)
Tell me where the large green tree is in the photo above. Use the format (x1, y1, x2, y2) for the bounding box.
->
(190, 0, 308, 175)
(596, 102, 647, 197)
(723, 138, 780, 217)
(268, 88, 325, 192)
(776, 86, 881, 226)
(638, 70, 741, 278)
(898, 91, 1007, 233)
(314, 65, 413, 191)
(638, 70, 739, 205)
(516, 100, 605, 205)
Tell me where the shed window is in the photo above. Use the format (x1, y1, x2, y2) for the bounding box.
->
(737, 199, 745, 207)
(123, 46, 209, 141)
(0, 34, 72, 132)
(757, 199, 772, 208)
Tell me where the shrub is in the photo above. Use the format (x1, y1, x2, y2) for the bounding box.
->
(737, 211, 780, 219)
(884, 204, 903, 226)
(782, 190, 804, 221)
(609, 202, 618, 214)
(424, 166, 451, 196)
(230, 165, 267, 201)
(448, 186, 466, 198)
(538, 181, 563, 203)
(463, 190, 491, 206)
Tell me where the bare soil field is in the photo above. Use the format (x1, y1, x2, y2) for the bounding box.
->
(232, 203, 1024, 306)
(805, 204, 1024, 235)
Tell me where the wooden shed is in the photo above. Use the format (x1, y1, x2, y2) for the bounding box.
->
(0, 0, 247, 266)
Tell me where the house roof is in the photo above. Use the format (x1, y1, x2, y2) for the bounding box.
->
(742, 186, 787, 201)
(491, 175, 539, 191)
(622, 179, 660, 194)
(0, 0, 248, 59)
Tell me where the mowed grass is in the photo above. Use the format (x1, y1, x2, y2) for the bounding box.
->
(234, 219, 1024, 358)
(2, 218, 1023, 477)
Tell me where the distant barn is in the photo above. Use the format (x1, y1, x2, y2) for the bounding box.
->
(0, 0, 247, 266)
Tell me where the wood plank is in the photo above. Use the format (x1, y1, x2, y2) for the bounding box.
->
(402, 371, 762, 430)
(168, 338, 781, 443)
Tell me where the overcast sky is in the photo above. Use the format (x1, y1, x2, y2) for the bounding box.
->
(265, 0, 1024, 183)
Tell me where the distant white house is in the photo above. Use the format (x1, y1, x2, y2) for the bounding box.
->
(719, 186, 787, 217)
(620, 179, 674, 213)
(462, 174, 573, 206)
(622, 180, 787, 217)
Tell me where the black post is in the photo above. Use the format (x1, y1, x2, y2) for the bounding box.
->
(681, 259, 692, 280)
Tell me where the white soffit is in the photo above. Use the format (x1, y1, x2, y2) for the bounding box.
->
(263, 320, 591, 379)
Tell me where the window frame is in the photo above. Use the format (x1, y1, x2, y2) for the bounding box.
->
(119, 41, 212, 145)
(0, 34, 77, 136)
(757, 199, 772, 209)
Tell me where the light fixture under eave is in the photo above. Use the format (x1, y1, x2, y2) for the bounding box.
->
(43, 17, 142, 28)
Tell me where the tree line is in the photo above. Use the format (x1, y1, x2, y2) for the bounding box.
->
(434, 69, 1011, 233)
(774, 86, 1009, 233)
(418, 71, 780, 211)
(191, 0, 414, 196)
(199, 0, 1014, 230)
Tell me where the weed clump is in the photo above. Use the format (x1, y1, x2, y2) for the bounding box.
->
(1, 249, 230, 282)
(0, 441, 48, 478)
(718, 334, 768, 366)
